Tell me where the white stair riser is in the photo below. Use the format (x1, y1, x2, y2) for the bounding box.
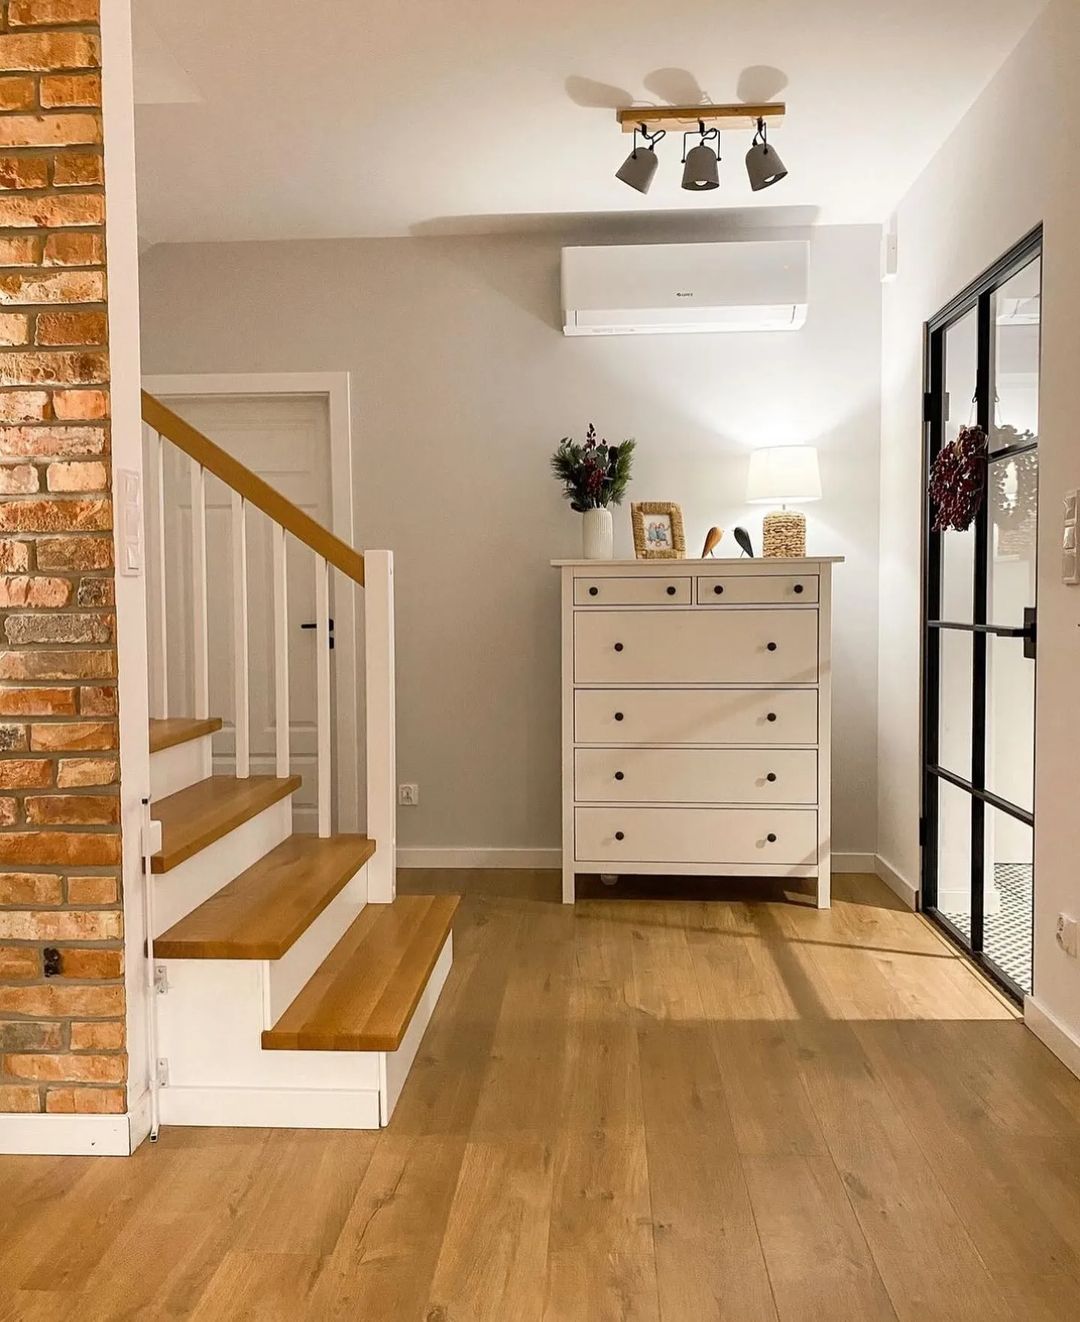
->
(153, 798, 292, 935)
(268, 865, 369, 1023)
(150, 734, 213, 801)
(381, 932, 452, 1123)
(159, 1086, 380, 1129)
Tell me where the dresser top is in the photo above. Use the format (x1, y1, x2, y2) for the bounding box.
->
(550, 556, 845, 567)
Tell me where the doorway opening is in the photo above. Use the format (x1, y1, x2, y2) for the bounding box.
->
(921, 227, 1042, 1001)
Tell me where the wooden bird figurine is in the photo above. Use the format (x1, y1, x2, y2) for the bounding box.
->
(701, 527, 724, 558)
(733, 526, 755, 558)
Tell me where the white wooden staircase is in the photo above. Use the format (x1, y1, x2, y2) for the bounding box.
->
(138, 394, 457, 1132)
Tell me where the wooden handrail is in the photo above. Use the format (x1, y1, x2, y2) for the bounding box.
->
(141, 391, 365, 586)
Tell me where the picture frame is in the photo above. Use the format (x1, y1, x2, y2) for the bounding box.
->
(631, 502, 686, 559)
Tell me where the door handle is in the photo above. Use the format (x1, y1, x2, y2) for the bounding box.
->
(301, 618, 335, 649)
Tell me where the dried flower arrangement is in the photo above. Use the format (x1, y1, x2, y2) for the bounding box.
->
(550, 424, 635, 511)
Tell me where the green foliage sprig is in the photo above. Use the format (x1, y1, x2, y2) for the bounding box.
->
(550, 424, 635, 512)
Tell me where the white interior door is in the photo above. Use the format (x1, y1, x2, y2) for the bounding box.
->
(150, 394, 336, 834)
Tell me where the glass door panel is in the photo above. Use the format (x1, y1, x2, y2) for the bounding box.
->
(983, 808, 1034, 994)
(986, 633, 1034, 815)
(937, 630, 973, 777)
(940, 308, 980, 623)
(937, 779, 973, 942)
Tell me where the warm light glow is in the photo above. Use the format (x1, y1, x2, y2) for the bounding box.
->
(746, 445, 822, 503)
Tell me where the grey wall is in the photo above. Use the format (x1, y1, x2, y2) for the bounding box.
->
(140, 223, 883, 859)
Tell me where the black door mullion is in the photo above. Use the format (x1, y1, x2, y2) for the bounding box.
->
(921, 322, 946, 913)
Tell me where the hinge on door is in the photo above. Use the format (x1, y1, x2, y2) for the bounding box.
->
(153, 963, 169, 995)
(156, 1058, 169, 1088)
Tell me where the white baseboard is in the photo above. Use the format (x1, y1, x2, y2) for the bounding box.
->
(158, 1085, 382, 1129)
(874, 854, 919, 910)
(1024, 996, 1080, 1082)
(398, 847, 561, 869)
(0, 1112, 134, 1156)
(833, 852, 877, 873)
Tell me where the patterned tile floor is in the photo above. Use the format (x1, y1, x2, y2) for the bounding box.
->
(942, 862, 1033, 993)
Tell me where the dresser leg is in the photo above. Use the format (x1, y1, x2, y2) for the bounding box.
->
(562, 865, 576, 905)
(816, 869, 831, 909)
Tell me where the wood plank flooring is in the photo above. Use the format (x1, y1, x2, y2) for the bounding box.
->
(3, 869, 1080, 1321)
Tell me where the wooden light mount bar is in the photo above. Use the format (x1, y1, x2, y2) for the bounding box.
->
(617, 102, 785, 133)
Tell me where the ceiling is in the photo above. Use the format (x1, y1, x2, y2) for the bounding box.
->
(133, 0, 1045, 245)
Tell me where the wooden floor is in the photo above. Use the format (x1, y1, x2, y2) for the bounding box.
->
(4, 870, 1080, 1321)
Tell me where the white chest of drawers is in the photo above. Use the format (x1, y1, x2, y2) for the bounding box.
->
(553, 557, 843, 906)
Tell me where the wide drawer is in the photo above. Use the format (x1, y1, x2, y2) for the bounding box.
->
(575, 576, 691, 606)
(574, 609, 819, 685)
(575, 806, 818, 866)
(696, 574, 819, 605)
(575, 747, 818, 805)
(574, 688, 818, 745)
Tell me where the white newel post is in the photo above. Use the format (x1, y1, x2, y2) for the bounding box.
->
(365, 550, 397, 902)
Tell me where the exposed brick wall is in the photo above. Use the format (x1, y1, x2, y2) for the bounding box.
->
(0, 0, 125, 1117)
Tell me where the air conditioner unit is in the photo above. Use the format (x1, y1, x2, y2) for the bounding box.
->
(561, 240, 809, 336)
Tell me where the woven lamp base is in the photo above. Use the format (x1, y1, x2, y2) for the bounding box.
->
(762, 509, 806, 558)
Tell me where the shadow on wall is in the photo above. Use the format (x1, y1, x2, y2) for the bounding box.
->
(563, 65, 790, 113)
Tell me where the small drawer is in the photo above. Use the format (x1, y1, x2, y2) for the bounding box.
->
(575, 688, 818, 745)
(575, 576, 691, 606)
(574, 748, 818, 805)
(696, 574, 819, 605)
(574, 806, 818, 866)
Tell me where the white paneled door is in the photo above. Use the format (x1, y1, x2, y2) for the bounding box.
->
(149, 394, 336, 833)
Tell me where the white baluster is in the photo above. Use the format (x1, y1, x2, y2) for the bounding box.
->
(189, 460, 209, 720)
(315, 554, 332, 837)
(365, 550, 396, 902)
(273, 524, 290, 780)
(146, 427, 169, 717)
(231, 491, 250, 779)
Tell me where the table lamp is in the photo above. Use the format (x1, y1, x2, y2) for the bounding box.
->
(746, 445, 821, 557)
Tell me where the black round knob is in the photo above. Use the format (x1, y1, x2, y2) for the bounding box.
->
(614, 642, 624, 652)
(767, 642, 778, 652)
(794, 583, 804, 595)
(766, 772, 777, 783)
(615, 831, 625, 841)
(766, 833, 777, 844)
(713, 584, 724, 595)
(589, 586, 599, 597)
(766, 712, 777, 722)
(666, 585, 676, 596)
(614, 771, 625, 781)
(614, 711, 624, 721)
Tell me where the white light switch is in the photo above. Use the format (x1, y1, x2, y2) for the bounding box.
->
(117, 469, 144, 577)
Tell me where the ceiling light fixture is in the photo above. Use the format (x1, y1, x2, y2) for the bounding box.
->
(681, 120, 720, 192)
(745, 116, 788, 192)
(615, 123, 666, 194)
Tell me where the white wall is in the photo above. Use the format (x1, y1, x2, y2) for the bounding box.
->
(139, 223, 882, 860)
(879, 0, 1080, 1039)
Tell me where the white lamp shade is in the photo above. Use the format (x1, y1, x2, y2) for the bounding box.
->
(746, 446, 822, 504)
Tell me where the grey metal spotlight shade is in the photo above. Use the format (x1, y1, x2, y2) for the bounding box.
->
(745, 141, 788, 191)
(681, 143, 720, 191)
(616, 146, 659, 194)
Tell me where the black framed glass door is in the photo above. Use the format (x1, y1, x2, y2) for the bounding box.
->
(922, 228, 1042, 1000)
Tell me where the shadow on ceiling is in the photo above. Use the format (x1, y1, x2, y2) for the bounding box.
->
(408, 206, 820, 240)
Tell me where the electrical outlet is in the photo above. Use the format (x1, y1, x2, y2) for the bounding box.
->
(398, 783, 420, 807)
(1056, 914, 1078, 958)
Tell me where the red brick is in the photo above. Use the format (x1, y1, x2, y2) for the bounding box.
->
(29, 718, 116, 749)
(52, 150, 103, 188)
(0, 33, 101, 72)
(40, 73, 101, 109)
(56, 946, 121, 978)
(0, 831, 119, 867)
(0, 576, 72, 608)
(0, 871, 62, 903)
(0, 946, 41, 980)
(0, 723, 28, 751)
(70, 1021, 123, 1051)
(4, 1053, 126, 1084)
(0, 350, 109, 387)
(0, 155, 50, 191)
(0, 389, 50, 422)
(0, 189, 103, 225)
(0, 759, 53, 789)
(35, 534, 112, 569)
(0, 796, 17, 825)
(0, 463, 38, 494)
(0, 908, 120, 940)
(6, 612, 114, 644)
(0, 425, 105, 458)
(0, 1021, 64, 1051)
(43, 230, 103, 265)
(0, 235, 43, 266)
(0, 270, 106, 305)
(0, 983, 122, 1016)
(0, 685, 76, 715)
(25, 793, 118, 825)
(9, 0, 101, 25)
(0, 1085, 40, 1112)
(46, 459, 107, 491)
(0, 497, 111, 532)
(52, 387, 107, 419)
(0, 539, 31, 572)
(56, 755, 116, 786)
(0, 312, 31, 346)
(78, 683, 115, 714)
(45, 1086, 124, 1114)
(0, 648, 114, 680)
(36, 311, 108, 346)
(75, 577, 112, 607)
(0, 76, 36, 112)
(66, 874, 115, 904)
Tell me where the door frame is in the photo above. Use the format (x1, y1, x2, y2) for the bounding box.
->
(143, 372, 362, 832)
(919, 226, 1042, 1001)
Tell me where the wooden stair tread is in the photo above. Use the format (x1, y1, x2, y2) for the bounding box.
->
(149, 716, 223, 754)
(154, 834, 376, 959)
(151, 775, 301, 874)
(262, 894, 459, 1053)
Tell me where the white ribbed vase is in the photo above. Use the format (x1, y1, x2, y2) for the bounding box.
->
(582, 507, 614, 560)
